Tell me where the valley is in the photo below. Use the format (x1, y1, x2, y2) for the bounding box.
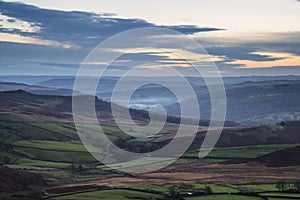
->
(0, 87, 299, 200)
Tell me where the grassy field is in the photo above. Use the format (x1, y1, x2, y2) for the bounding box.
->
(186, 195, 261, 200)
(29, 123, 77, 136)
(51, 189, 166, 200)
(13, 146, 96, 163)
(184, 144, 299, 160)
(46, 187, 300, 200)
(1, 121, 298, 172)
(17, 158, 71, 168)
(193, 184, 238, 193)
(233, 184, 278, 192)
(261, 192, 300, 198)
(14, 140, 89, 152)
(3, 183, 296, 200)
(0, 121, 175, 169)
(1, 121, 300, 200)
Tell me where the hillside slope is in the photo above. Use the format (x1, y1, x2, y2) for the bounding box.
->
(0, 82, 74, 96)
(254, 145, 300, 167)
(0, 166, 46, 192)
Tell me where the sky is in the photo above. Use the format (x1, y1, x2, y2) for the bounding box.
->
(0, 0, 300, 76)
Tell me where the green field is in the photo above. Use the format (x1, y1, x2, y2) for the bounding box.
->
(2, 184, 298, 200)
(186, 195, 261, 200)
(1, 121, 298, 172)
(1, 121, 300, 200)
(51, 189, 166, 200)
(29, 123, 77, 136)
(193, 184, 238, 193)
(261, 192, 300, 198)
(233, 184, 278, 192)
(13, 146, 96, 163)
(17, 158, 71, 168)
(14, 140, 89, 152)
(184, 144, 299, 160)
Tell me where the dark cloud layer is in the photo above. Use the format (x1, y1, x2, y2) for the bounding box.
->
(206, 46, 285, 62)
(0, 1, 223, 48)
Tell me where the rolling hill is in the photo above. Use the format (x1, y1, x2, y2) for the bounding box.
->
(0, 90, 299, 150)
(254, 145, 300, 167)
(1, 76, 300, 125)
(0, 89, 299, 199)
(35, 76, 300, 125)
(0, 82, 74, 96)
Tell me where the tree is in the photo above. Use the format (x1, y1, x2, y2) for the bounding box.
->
(276, 182, 287, 191)
(293, 182, 300, 192)
(71, 158, 75, 170)
(115, 137, 128, 149)
(3, 156, 10, 164)
(204, 186, 213, 195)
(168, 186, 179, 199)
(280, 121, 286, 126)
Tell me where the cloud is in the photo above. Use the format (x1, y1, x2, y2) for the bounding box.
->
(194, 31, 300, 73)
(198, 32, 300, 56)
(206, 46, 285, 62)
(39, 61, 133, 71)
(0, 32, 74, 48)
(0, 1, 223, 48)
(0, 13, 40, 33)
(0, 1, 299, 76)
(0, 0, 226, 75)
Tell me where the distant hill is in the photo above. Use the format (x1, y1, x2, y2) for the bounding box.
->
(0, 75, 73, 85)
(0, 90, 111, 123)
(0, 90, 237, 127)
(2, 76, 299, 125)
(1, 75, 300, 84)
(166, 80, 300, 125)
(1, 78, 300, 127)
(0, 81, 74, 96)
(35, 77, 300, 125)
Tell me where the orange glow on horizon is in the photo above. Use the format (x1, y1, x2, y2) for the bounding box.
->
(227, 52, 300, 69)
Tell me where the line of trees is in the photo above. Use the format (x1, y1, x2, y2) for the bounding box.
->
(275, 182, 300, 192)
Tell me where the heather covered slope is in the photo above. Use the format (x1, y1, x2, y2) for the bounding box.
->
(0, 90, 110, 122)
(0, 166, 46, 192)
(254, 145, 300, 167)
